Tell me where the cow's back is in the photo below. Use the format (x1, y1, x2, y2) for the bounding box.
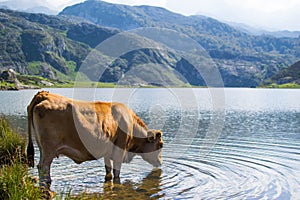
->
(31, 92, 96, 163)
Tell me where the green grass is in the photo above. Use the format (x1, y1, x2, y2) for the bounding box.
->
(0, 116, 104, 199)
(73, 81, 116, 88)
(0, 116, 43, 199)
(9, 73, 300, 89)
(50, 81, 116, 88)
(0, 162, 42, 200)
(0, 81, 17, 90)
(27, 61, 44, 75)
(261, 83, 300, 88)
(0, 117, 26, 165)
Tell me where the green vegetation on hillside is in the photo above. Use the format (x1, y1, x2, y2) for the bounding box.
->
(60, 0, 300, 87)
(0, 73, 118, 90)
(1, 2, 300, 87)
(261, 83, 300, 88)
(0, 8, 114, 82)
(261, 60, 300, 88)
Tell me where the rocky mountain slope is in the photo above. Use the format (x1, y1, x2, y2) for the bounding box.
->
(263, 61, 300, 87)
(1, 0, 300, 87)
(60, 0, 300, 87)
(0, 8, 117, 81)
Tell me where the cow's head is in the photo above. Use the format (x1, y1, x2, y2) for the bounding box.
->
(140, 130, 164, 167)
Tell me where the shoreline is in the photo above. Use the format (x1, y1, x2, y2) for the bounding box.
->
(1, 79, 300, 91)
(1, 84, 300, 91)
(1, 70, 299, 90)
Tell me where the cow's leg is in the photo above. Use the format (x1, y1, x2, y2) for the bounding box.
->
(37, 150, 54, 190)
(104, 157, 113, 181)
(111, 147, 124, 184)
(112, 160, 122, 184)
(111, 105, 133, 183)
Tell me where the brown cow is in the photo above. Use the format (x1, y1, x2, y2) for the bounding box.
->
(27, 91, 163, 189)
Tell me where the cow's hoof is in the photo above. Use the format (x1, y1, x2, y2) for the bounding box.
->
(113, 177, 121, 184)
(105, 173, 113, 182)
(40, 187, 55, 199)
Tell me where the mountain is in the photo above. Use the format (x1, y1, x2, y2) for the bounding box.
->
(24, 6, 58, 15)
(262, 61, 300, 87)
(59, 0, 300, 87)
(269, 30, 300, 38)
(1, 1, 300, 87)
(0, 8, 195, 86)
(0, 1, 58, 15)
(0, 8, 117, 81)
(228, 22, 300, 38)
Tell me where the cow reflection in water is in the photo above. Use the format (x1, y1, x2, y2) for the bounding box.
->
(26, 91, 164, 191)
(101, 169, 163, 199)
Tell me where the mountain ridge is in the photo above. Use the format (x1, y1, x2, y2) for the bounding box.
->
(0, 1, 300, 87)
(59, 0, 300, 86)
(227, 21, 300, 38)
(0, 8, 117, 80)
(262, 60, 300, 87)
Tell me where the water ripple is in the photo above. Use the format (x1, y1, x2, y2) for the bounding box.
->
(27, 130, 300, 200)
(158, 134, 300, 199)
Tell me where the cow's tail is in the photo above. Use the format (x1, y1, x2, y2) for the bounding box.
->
(26, 91, 49, 167)
(27, 102, 35, 167)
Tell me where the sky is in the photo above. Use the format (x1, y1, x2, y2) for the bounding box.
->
(0, 0, 299, 31)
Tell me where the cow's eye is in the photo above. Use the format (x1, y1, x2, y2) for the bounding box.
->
(147, 136, 154, 143)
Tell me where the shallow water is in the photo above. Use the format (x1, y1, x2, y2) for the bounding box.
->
(1, 88, 299, 199)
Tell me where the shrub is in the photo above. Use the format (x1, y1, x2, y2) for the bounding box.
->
(0, 116, 42, 199)
(0, 162, 42, 199)
(0, 117, 26, 165)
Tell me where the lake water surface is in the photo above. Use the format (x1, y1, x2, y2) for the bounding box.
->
(0, 88, 299, 199)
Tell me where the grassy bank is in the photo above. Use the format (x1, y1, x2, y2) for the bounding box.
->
(4, 72, 300, 89)
(0, 162, 42, 199)
(0, 73, 117, 90)
(0, 116, 102, 199)
(260, 83, 300, 88)
(0, 116, 42, 199)
(0, 117, 26, 165)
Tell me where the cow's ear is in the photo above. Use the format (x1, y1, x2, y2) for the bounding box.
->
(155, 130, 162, 139)
(147, 131, 155, 143)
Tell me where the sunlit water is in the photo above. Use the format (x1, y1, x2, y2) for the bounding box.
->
(1, 88, 299, 199)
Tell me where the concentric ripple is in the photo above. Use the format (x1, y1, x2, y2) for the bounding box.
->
(24, 89, 299, 199)
(160, 135, 300, 199)
(1, 88, 299, 199)
(28, 132, 300, 199)
(27, 110, 300, 199)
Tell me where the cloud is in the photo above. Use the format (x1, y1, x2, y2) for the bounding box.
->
(1, 0, 299, 30)
(47, 0, 168, 12)
(103, 0, 167, 7)
(0, 0, 45, 10)
(46, 0, 85, 10)
(165, 0, 300, 30)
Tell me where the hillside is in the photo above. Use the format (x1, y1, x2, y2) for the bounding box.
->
(262, 61, 300, 87)
(228, 22, 300, 38)
(0, 8, 117, 81)
(0, 8, 207, 87)
(1, 1, 300, 87)
(0, 1, 58, 15)
(60, 0, 300, 87)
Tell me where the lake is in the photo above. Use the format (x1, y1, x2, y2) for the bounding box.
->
(0, 88, 300, 199)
